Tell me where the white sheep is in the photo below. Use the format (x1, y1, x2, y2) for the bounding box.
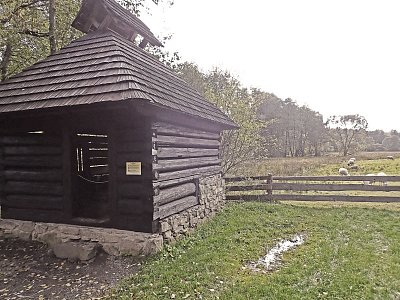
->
(347, 158, 356, 166)
(339, 168, 349, 176)
(363, 173, 376, 185)
(377, 172, 388, 186)
(387, 155, 394, 160)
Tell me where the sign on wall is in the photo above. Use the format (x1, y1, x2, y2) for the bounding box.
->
(126, 162, 142, 175)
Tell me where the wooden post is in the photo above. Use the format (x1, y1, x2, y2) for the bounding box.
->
(266, 173, 273, 203)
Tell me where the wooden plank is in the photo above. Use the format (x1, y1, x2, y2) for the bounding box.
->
(154, 135, 220, 148)
(116, 141, 151, 153)
(153, 157, 221, 172)
(153, 176, 198, 189)
(273, 175, 400, 182)
(4, 146, 62, 156)
(0, 139, 4, 206)
(156, 195, 198, 219)
(225, 194, 272, 201)
(226, 184, 272, 191)
(1, 156, 62, 168)
(87, 149, 108, 157)
(4, 195, 63, 210)
(1, 207, 66, 223)
(5, 181, 63, 196)
(225, 194, 400, 203)
(1, 135, 61, 146)
(154, 182, 196, 206)
(89, 157, 108, 165)
(4, 170, 62, 182)
(152, 122, 221, 140)
(275, 194, 400, 203)
(157, 147, 219, 159)
(115, 128, 148, 143)
(225, 175, 400, 183)
(158, 165, 221, 182)
(272, 182, 400, 192)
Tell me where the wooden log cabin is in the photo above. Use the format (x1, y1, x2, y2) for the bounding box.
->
(0, 0, 236, 234)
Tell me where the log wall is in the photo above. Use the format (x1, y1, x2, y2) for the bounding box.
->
(110, 113, 154, 232)
(0, 132, 65, 222)
(152, 122, 222, 222)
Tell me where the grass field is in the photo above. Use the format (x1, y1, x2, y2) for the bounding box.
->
(107, 202, 400, 300)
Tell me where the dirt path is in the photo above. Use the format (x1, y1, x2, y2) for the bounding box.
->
(0, 237, 141, 299)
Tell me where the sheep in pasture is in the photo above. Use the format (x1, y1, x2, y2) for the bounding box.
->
(387, 155, 394, 160)
(347, 158, 356, 166)
(339, 168, 349, 176)
(349, 164, 359, 171)
(377, 172, 388, 186)
(363, 173, 376, 185)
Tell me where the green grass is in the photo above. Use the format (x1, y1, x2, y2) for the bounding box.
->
(107, 202, 400, 300)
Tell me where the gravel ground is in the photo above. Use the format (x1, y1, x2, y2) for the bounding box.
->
(0, 237, 142, 300)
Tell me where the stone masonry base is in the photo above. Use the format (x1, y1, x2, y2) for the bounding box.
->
(0, 219, 163, 261)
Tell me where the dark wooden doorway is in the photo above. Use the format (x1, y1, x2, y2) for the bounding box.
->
(71, 132, 111, 225)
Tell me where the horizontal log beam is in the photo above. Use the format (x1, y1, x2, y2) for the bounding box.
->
(152, 122, 220, 140)
(154, 182, 196, 206)
(1, 156, 62, 168)
(1, 208, 65, 222)
(158, 165, 221, 182)
(4, 170, 62, 182)
(155, 195, 198, 219)
(4, 195, 63, 210)
(5, 181, 63, 196)
(4, 146, 62, 156)
(1, 136, 61, 146)
(153, 157, 220, 172)
(157, 147, 219, 159)
(153, 176, 198, 189)
(154, 135, 220, 148)
(117, 199, 153, 214)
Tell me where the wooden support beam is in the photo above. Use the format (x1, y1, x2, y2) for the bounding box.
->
(5, 181, 63, 196)
(153, 135, 220, 148)
(154, 182, 196, 206)
(158, 165, 221, 182)
(155, 195, 198, 219)
(152, 122, 221, 140)
(157, 147, 219, 159)
(153, 157, 221, 172)
(4, 170, 62, 182)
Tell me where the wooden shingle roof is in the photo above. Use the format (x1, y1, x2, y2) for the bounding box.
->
(0, 31, 236, 128)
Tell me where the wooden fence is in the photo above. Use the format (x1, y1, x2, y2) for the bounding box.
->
(225, 174, 400, 203)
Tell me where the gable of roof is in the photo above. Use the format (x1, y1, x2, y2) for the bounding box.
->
(0, 31, 236, 128)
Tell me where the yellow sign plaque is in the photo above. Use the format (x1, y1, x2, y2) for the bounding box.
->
(126, 162, 142, 175)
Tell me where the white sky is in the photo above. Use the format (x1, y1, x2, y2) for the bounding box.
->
(142, 0, 400, 132)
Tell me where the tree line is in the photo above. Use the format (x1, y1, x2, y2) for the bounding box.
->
(1, 0, 398, 175)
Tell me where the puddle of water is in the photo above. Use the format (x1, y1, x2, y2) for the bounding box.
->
(246, 234, 306, 272)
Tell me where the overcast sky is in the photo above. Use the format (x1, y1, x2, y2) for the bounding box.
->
(142, 0, 400, 132)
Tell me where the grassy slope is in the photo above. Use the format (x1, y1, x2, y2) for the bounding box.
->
(107, 202, 400, 300)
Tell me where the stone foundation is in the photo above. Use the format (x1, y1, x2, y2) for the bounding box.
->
(0, 219, 163, 261)
(160, 173, 225, 242)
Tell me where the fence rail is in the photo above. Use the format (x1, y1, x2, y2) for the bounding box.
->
(225, 174, 400, 203)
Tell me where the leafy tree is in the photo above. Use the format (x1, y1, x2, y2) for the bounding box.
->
(0, 0, 171, 81)
(326, 114, 368, 156)
(176, 63, 267, 174)
(382, 135, 400, 151)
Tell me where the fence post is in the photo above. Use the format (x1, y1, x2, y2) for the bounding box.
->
(266, 173, 273, 203)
